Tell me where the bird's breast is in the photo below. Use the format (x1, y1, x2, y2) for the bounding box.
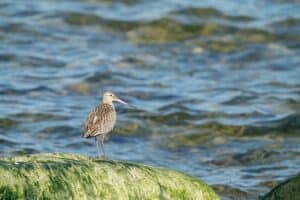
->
(98, 104, 116, 131)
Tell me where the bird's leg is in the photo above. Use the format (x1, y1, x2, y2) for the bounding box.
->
(100, 139, 106, 158)
(95, 137, 101, 158)
(96, 135, 107, 159)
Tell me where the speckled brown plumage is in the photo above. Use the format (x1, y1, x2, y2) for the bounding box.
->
(83, 103, 116, 139)
(82, 91, 127, 157)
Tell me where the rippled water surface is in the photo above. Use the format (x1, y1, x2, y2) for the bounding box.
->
(1, 0, 300, 199)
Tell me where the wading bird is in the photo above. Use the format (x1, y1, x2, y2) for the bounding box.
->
(82, 91, 127, 157)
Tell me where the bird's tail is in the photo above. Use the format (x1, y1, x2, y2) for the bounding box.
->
(82, 130, 95, 138)
(82, 132, 89, 138)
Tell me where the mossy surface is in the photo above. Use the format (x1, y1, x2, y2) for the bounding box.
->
(0, 118, 16, 129)
(0, 153, 219, 200)
(263, 173, 300, 200)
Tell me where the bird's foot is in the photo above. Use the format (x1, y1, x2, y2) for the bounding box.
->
(92, 155, 110, 161)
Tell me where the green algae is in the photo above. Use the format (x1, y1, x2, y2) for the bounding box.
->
(0, 118, 16, 129)
(263, 173, 300, 200)
(156, 115, 300, 149)
(128, 20, 235, 44)
(64, 12, 140, 31)
(271, 18, 300, 28)
(161, 124, 248, 148)
(165, 131, 217, 149)
(114, 123, 143, 136)
(173, 7, 254, 22)
(0, 153, 219, 200)
(209, 150, 300, 167)
(0, 186, 20, 200)
(195, 40, 243, 53)
(62, 10, 291, 49)
(66, 81, 92, 95)
(64, 12, 100, 26)
(197, 118, 300, 137)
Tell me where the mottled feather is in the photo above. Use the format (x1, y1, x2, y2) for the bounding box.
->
(83, 103, 116, 138)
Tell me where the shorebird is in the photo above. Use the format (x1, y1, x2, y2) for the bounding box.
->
(82, 91, 127, 157)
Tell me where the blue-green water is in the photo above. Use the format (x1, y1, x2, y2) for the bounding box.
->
(0, 0, 300, 199)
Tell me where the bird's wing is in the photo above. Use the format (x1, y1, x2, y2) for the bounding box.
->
(83, 106, 101, 138)
(83, 104, 115, 138)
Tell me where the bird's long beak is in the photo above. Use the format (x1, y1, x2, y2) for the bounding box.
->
(115, 98, 128, 105)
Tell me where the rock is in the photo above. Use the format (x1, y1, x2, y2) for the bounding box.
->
(263, 173, 300, 200)
(0, 153, 219, 200)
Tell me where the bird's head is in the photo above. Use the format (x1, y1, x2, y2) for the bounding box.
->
(102, 91, 127, 105)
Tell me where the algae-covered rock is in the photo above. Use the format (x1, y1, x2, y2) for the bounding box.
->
(0, 117, 16, 129)
(263, 173, 300, 200)
(0, 153, 219, 200)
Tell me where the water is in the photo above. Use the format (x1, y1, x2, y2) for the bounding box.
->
(0, 0, 300, 199)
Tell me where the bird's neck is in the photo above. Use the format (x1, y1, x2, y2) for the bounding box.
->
(102, 101, 114, 108)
